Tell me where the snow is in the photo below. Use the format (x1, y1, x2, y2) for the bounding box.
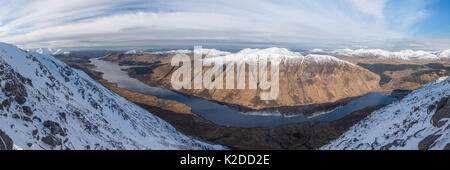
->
(194, 48, 231, 56)
(149, 48, 231, 56)
(150, 49, 192, 54)
(125, 49, 144, 55)
(439, 49, 450, 58)
(309, 49, 324, 53)
(321, 76, 450, 150)
(203, 47, 355, 66)
(331, 48, 450, 60)
(13, 144, 23, 150)
(28, 48, 70, 56)
(0, 42, 225, 150)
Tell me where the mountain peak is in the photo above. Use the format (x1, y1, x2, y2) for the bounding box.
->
(202, 47, 354, 66)
(125, 49, 144, 55)
(27, 47, 70, 56)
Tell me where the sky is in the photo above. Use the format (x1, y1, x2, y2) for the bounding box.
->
(0, 0, 449, 51)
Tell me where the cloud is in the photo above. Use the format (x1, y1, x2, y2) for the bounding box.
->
(347, 0, 387, 17)
(0, 0, 447, 50)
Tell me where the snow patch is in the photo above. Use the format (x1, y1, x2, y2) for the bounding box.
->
(321, 77, 450, 150)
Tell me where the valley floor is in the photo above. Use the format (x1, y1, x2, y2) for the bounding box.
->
(58, 56, 389, 149)
(56, 54, 449, 150)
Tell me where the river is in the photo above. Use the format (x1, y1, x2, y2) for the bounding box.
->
(90, 58, 397, 128)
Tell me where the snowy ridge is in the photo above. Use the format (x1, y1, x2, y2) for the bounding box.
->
(309, 49, 324, 53)
(124, 49, 144, 55)
(203, 47, 355, 66)
(194, 48, 231, 56)
(149, 48, 231, 56)
(0, 42, 224, 150)
(149, 49, 192, 54)
(321, 76, 450, 150)
(439, 49, 450, 59)
(163, 49, 192, 54)
(28, 48, 70, 56)
(330, 48, 450, 60)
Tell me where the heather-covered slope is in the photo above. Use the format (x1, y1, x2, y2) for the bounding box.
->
(0, 42, 223, 150)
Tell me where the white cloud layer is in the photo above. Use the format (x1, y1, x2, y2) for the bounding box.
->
(0, 0, 448, 50)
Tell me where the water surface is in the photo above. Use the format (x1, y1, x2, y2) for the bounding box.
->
(90, 58, 397, 128)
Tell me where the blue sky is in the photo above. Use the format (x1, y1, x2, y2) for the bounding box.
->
(0, 0, 448, 50)
(411, 0, 450, 36)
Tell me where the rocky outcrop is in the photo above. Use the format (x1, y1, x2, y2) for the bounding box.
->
(43, 121, 67, 137)
(431, 97, 450, 128)
(0, 130, 13, 150)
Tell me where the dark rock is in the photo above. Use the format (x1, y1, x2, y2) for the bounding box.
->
(14, 96, 26, 105)
(445, 143, 450, 150)
(1, 99, 11, 110)
(4, 82, 14, 93)
(22, 106, 33, 116)
(32, 129, 38, 136)
(43, 120, 66, 136)
(32, 116, 42, 122)
(22, 116, 32, 122)
(427, 104, 436, 114)
(11, 114, 20, 119)
(431, 97, 450, 128)
(380, 139, 404, 150)
(41, 135, 61, 147)
(73, 111, 81, 118)
(58, 112, 66, 122)
(5, 81, 28, 98)
(0, 130, 14, 150)
(418, 134, 442, 150)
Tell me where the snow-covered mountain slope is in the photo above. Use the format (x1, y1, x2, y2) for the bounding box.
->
(194, 48, 231, 56)
(149, 48, 231, 56)
(439, 49, 450, 59)
(203, 47, 355, 66)
(0, 42, 224, 150)
(321, 77, 450, 150)
(28, 48, 70, 56)
(329, 48, 449, 60)
(125, 49, 144, 55)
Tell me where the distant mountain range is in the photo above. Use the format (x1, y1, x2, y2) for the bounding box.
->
(27, 46, 450, 60)
(27, 48, 71, 56)
(311, 48, 450, 60)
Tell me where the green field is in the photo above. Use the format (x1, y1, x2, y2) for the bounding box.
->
(119, 61, 161, 66)
(357, 63, 423, 85)
(128, 61, 164, 74)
